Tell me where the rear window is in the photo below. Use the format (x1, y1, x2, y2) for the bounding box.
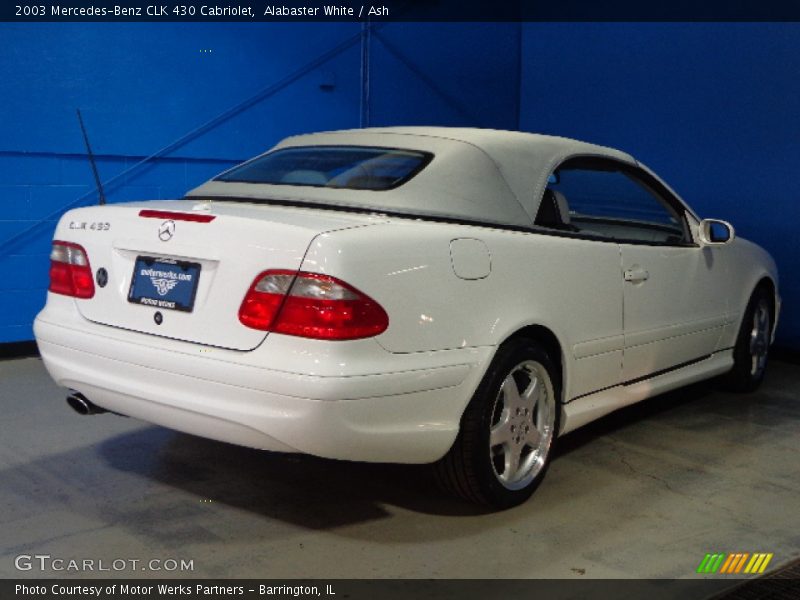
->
(215, 146, 432, 191)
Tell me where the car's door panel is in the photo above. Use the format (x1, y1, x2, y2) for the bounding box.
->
(546, 156, 733, 386)
(620, 244, 728, 380)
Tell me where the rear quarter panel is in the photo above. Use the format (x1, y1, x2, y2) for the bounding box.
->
(302, 220, 625, 401)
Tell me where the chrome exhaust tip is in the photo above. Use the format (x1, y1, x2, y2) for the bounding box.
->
(66, 392, 106, 416)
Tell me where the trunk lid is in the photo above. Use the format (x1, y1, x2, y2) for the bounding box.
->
(58, 199, 386, 350)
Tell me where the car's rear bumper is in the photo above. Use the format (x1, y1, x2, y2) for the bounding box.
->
(34, 300, 491, 464)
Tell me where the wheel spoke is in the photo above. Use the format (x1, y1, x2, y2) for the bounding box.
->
(490, 416, 513, 448)
(501, 374, 522, 411)
(523, 377, 539, 402)
(759, 305, 769, 329)
(503, 444, 522, 481)
(522, 377, 540, 408)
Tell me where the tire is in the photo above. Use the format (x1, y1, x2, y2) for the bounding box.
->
(721, 287, 773, 392)
(434, 338, 560, 509)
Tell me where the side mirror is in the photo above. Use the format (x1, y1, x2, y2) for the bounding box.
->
(698, 219, 735, 245)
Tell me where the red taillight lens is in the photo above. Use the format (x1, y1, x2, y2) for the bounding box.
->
(239, 270, 389, 340)
(49, 241, 95, 299)
(238, 270, 294, 331)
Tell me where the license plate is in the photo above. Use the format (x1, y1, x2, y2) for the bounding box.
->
(128, 256, 201, 312)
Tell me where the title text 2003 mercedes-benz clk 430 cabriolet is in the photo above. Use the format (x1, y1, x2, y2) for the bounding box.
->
(34, 127, 780, 508)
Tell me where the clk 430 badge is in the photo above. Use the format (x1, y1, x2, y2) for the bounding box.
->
(69, 221, 110, 231)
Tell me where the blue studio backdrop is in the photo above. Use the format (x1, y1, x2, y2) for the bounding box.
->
(0, 22, 797, 349)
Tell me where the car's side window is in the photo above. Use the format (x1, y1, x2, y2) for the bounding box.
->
(535, 157, 690, 245)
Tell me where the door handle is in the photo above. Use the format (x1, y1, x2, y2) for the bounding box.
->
(624, 267, 650, 283)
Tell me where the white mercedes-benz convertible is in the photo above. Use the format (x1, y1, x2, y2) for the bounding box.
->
(35, 127, 780, 508)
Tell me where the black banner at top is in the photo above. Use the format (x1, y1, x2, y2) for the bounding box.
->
(4, 0, 800, 22)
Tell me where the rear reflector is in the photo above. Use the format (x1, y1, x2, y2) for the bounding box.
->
(139, 209, 215, 223)
(49, 241, 95, 299)
(239, 270, 389, 340)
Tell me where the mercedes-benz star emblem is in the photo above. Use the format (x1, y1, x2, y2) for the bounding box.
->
(158, 220, 176, 242)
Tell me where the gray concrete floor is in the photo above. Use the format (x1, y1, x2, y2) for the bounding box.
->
(1, 356, 798, 579)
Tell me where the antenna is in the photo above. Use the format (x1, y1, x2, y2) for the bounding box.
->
(76, 108, 106, 205)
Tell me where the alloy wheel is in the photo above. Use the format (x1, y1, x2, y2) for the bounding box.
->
(489, 360, 556, 490)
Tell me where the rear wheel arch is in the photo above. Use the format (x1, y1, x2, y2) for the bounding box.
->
(435, 336, 561, 508)
(499, 325, 565, 402)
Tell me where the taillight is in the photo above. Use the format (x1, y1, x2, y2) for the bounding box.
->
(49, 241, 95, 299)
(239, 270, 389, 340)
